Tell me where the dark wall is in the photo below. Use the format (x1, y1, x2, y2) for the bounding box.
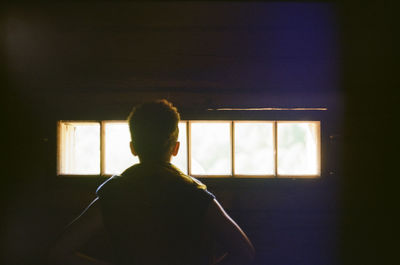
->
(2, 1, 395, 265)
(339, 1, 396, 265)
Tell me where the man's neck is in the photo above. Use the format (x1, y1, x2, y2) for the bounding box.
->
(139, 159, 171, 164)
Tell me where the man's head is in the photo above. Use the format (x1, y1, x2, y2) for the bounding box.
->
(128, 99, 180, 162)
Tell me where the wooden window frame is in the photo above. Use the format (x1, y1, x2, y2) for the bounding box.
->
(57, 120, 321, 178)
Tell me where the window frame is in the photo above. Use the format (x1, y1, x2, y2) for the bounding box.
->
(275, 120, 321, 178)
(188, 120, 233, 178)
(232, 120, 276, 178)
(57, 120, 102, 177)
(57, 119, 322, 178)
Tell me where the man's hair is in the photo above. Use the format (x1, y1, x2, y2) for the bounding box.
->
(128, 99, 180, 161)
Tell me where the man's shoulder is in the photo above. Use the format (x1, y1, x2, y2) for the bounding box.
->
(96, 162, 214, 200)
(165, 164, 211, 192)
(166, 165, 216, 202)
(96, 164, 140, 197)
(96, 174, 121, 197)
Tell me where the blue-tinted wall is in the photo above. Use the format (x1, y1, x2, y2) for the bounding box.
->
(7, 1, 391, 265)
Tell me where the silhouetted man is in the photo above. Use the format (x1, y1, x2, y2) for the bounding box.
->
(49, 100, 254, 265)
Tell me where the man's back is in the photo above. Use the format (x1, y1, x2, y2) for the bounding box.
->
(48, 100, 254, 265)
(96, 162, 216, 265)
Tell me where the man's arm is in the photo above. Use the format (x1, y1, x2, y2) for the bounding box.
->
(205, 199, 255, 265)
(48, 198, 112, 265)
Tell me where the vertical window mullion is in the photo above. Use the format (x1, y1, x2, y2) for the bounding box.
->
(316, 121, 322, 176)
(231, 121, 235, 177)
(57, 121, 63, 175)
(100, 121, 106, 176)
(187, 121, 191, 176)
(274, 121, 278, 177)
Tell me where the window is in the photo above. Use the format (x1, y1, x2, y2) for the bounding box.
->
(58, 122, 100, 175)
(58, 120, 321, 178)
(190, 122, 232, 176)
(103, 122, 139, 175)
(277, 121, 320, 176)
(234, 122, 274, 176)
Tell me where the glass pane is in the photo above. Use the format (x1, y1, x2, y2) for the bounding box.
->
(171, 122, 188, 174)
(190, 122, 231, 175)
(59, 122, 100, 175)
(105, 122, 139, 175)
(234, 122, 274, 175)
(277, 122, 320, 176)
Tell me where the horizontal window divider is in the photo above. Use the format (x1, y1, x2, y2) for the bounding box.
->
(190, 175, 233, 178)
(276, 175, 322, 178)
(232, 175, 276, 178)
(101, 174, 116, 177)
(57, 174, 102, 178)
(58, 173, 322, 179)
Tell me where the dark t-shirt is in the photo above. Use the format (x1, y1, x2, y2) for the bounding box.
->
(96, 162, 215, 265)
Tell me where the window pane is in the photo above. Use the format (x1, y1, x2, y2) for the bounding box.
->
(171, 122, 188, 174)
(234, 122, 274, 175)
(277, 122, 320, 176)
(59, 122, 100, 175)
(190, 122, 231, 175)
(105, 122, 139, 175)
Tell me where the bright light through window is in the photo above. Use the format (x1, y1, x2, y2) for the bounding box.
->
(104, 122, 188, 175)
(58, 122, 100, 175)
(58, 120, 321, 178)
(104, 122, 139, 175)
(190, 122, 231, 175)
(277, 121, 320, 176)
(234, 122, 274, 175)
